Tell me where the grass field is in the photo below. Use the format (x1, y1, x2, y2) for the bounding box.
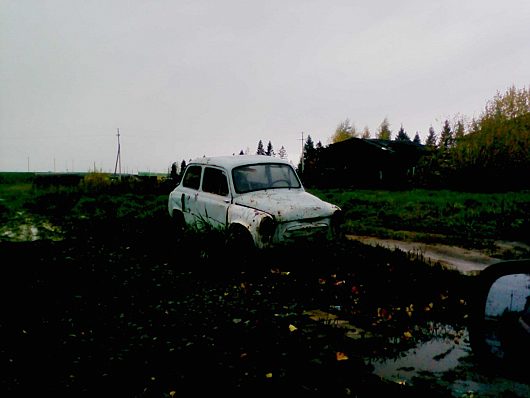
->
(1, 172, 529, 253)
(309, 188, 530, 249)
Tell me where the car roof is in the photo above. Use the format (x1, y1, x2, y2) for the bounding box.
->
(188, 155, 293, 170)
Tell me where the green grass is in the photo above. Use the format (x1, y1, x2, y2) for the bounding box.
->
(0, 183, 34, 222)
(0, 173, 174, 241)
(308, 188, 530, 247)
(0, 183, 33, 205)
(2, 174, 529, 251)
(0, 172, 35, 185)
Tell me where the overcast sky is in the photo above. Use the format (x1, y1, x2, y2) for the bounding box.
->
(1, 0, 529, 173)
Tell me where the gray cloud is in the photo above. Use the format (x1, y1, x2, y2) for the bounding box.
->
(1, 0, 529, 172)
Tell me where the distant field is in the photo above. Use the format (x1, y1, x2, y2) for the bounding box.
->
(0, 172, 35, 184)
(0, 172, 172, 240)
(309, 188, 530, 248)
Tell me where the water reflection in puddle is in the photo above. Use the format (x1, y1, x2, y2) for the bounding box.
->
(369, 329, 470, 383)
(367, 325, 530, 397)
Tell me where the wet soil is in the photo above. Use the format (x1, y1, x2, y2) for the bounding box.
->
(0, 233, 467, 397)
(1, 221, 529, 396)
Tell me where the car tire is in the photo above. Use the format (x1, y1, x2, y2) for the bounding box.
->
(172, 211, 186, 244)
(226, 224, 255, 267)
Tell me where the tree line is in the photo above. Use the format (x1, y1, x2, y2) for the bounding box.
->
(330, 117, 422, 144)
(169, 140, 289, 184)
(169, 86, 529, 192)
(418, 86, 530, 191)
(299, 86, 529, 191)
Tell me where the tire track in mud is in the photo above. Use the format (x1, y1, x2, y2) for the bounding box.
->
(346, 235, 500, 275)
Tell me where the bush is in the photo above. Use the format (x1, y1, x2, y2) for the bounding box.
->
(80, 173, 112, 193)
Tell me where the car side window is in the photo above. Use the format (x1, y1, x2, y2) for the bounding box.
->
(202, 167, 229, 196)
(182, 165, 202, 190)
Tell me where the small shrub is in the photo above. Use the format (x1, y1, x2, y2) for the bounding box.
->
(81, 173, 112, 193)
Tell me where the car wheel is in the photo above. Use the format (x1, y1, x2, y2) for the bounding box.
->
(172, 211, 186, 243)
(226, 225, 255, 267)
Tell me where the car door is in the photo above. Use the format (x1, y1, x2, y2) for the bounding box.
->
(179, 164, 203, 225)
(198, 166, 231, 229)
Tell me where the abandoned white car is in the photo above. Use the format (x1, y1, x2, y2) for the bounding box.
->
(167, 155, 342, 249)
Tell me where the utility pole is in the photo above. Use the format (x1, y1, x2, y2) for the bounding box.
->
(27, 157, 30, 172)
(114, 128, 121, 178)
(299, 132, 305, 173)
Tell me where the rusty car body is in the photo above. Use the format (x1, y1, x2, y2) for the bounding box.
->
(167, 155, 342, 248)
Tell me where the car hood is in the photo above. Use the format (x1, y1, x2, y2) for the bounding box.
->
(234, 189, 339, 222)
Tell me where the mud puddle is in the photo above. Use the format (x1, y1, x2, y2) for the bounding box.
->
(367, 325, 530, 397)
(0, 212, 63, 242)
(306, 309, 530, 397)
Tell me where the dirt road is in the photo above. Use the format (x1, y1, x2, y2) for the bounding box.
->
(346, 235, 510, 275)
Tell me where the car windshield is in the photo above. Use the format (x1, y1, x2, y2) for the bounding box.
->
(232, 163, 301, 194)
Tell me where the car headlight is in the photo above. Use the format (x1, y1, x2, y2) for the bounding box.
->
(259, 216, 276, 243)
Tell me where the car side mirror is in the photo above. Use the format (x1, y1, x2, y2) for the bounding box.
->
(469, 259, 530, 381)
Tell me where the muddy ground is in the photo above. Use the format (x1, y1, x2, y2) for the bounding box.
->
(346, 235, 530, 275)
(1, 218, 529, 397)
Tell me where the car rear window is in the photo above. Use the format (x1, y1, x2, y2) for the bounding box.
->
(182, 165, 201, 190)
(202, 167, 229, 196)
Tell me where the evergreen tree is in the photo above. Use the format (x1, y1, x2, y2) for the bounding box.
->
(297, 135, 314, 173)
(298, 135, 317, 185)
(170, 162, 178, 182)
(179, 160, 187, 178)
(266, 141, 275, 156)
(431, 120, 455, 183)
(394, 125, 411, 141)
(377, 117, 392, 140)
(239, 149, 244, 155)
(413, 132, 421, 144)
(453, 120, 465, 143)
(278, 146, 287, 159)
(313, 141, 326, 186)
(304, 135, 315, 160)
(256, 140, 265, 155)
(425, 126, 437, 148)
(438, 120, 454, 150)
